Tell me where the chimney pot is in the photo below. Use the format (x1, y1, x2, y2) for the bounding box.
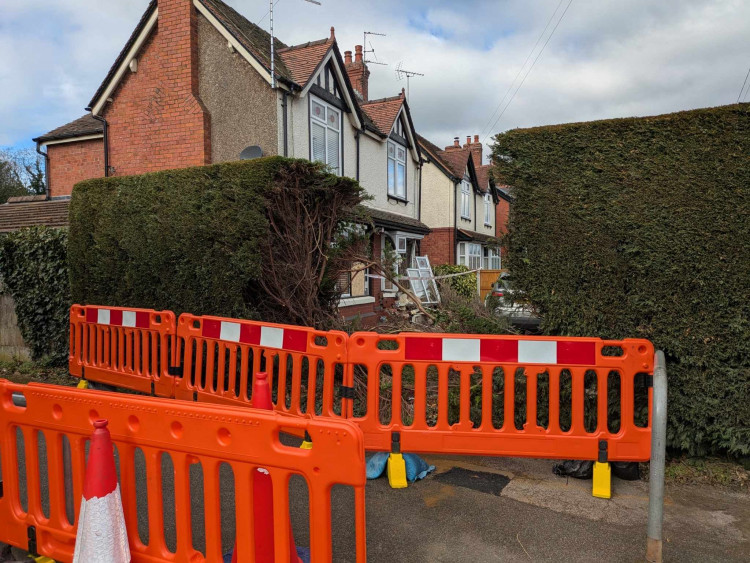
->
(354, 44, 363, 63)
(466, 135, 472, 145)
(454, 137, 460, 147)
(344, 50, 352, 65)
(474, 134, 479, 143)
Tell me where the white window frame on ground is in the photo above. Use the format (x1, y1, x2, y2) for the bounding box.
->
(483, 246, 501, 270)
(388, 140, 407, 199)
(484, 193, 492, 226)
(310, 96, 341, 175)
(461, 180, 471, 219)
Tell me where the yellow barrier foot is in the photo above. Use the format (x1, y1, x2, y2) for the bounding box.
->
(592, 461, 611, 499)
(76, 380, 89, 390)
(387, 453, 408, 489)
(300, 430, 313, 450)
(34, 556, 56, 563)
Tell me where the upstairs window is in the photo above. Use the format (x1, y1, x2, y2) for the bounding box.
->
(484, 193, 492, 225)
(460, 180, 471, 219)
(310, 97, 340, 174)
(387, 141, 407, 199)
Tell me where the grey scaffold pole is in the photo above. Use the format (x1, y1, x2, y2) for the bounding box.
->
(646, 350, 668, 562)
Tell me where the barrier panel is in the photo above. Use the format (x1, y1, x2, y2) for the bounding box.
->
(346, 332, 655, 463)
(69, 304, 177, 396)
(174, 314, 350, 419)
(0, 379, 367, 562)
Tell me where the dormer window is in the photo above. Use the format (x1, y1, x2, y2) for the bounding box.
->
(310, 97, 341, 175)
(460, 180, 471, 219)
(484, 193, 492, 225)
(387, 140, 406, 200)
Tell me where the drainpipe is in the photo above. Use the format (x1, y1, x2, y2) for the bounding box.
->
(281, 90, 289, 157)
(86, 108, 109, 177)
(355, 129, 361, 181)
(35, 142, 50, 200)
(453, 179, 458, 264)
(417, 160, 422, 222)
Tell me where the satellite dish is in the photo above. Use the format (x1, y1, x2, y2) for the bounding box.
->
(239, 145, 263, 160)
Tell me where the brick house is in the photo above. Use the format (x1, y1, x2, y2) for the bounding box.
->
(419, 134, 508, 269)
(31, 0, 430, 323)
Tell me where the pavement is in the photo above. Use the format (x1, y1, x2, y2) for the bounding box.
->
(7, 435, 750, 562)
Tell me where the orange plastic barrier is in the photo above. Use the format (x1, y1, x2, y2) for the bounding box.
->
(346, 332, 655, 462)
(69, 304, 177, 396)
(174, 314, 350, 419)
(0, 379, 367, 562)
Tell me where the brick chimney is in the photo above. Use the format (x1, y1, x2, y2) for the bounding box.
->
(463, 134, 483, 166)
(445, 136, 462, 151)
(345, 45, 370, 101)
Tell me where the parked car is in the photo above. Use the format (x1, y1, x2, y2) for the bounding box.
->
(486, 273, 541, 331)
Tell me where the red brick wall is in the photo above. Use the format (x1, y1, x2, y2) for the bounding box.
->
(46, 139, 104, 197)
(103, 0, 210, 177)
(495, 198, 510, 236)
(420, 227, 455, 266)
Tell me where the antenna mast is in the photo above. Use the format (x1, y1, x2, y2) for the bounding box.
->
(395, 62, 425, 101)
(363, 31, 388, 66)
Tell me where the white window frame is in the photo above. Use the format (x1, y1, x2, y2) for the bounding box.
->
(460, 180, 471, 219)
(484, 193, 492, 226)
(388, 140, 407, 200)
(483, 247, 501, 270)
(310, 96, 341, 175)
(468, 243, 482, 270)
(457, 242, 467, 266)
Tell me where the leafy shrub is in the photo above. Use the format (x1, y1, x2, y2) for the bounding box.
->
(0, 227, 70, 363)
(69, 157, 366, 328)
(492, 103, 750, 456)
(433, 264, 476, 299)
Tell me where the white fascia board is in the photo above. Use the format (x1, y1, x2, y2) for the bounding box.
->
(193, 0, 290, 91)
(41, 134, 104, 147)
(301, 50, 361, 129)
(91, 10, 158, 115)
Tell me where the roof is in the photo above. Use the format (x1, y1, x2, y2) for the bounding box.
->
(456, 229, 498, 244)
(361, 94, 404, 136)
(417, 135, 456, 179)
(364, 207, 430, 235)
(0, 199, 70, 233)
(474, 165, 492, 195)
(439, 148, 473, 179)
(33, 115, 103, 143)
(278, 35, 333, 86)
(88, 0, 293, 111)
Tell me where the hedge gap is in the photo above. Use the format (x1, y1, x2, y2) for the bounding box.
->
(492, 103, 750, 455)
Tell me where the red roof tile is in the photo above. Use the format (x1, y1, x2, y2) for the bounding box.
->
(278, 37, 332, 86)
(475, 164, 492, 194)
(0, 199, 70, 233)
(361, 93, 404, 135)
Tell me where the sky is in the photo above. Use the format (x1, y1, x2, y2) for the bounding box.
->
(2, 0, 749, 158)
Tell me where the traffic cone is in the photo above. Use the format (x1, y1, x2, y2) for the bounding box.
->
(73, 419, 130, 563)
(231, 372, 302, 563)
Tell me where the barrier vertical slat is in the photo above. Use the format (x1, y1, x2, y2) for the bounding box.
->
(290, 353, 303, 415)
(597, 368, 609, 433)
(233, 464, 256, 561)
(526, 371, 538, 431)
(459, 367, 471, 429)
(308, 360, 319, 416)
(68, 436, 86, 524)
(145, 448, 167, 558)
(171, 451, 195, 557)
(271, 469, 293, 563)
(217, 342, 228, 397)
(275, 351, 288, 411)
(308, 482, 333, 563)
(412, 364, 427, 430)
(481, 365, 493, 431)
(503, 367, 515, 431)
(548, 368, 561, 434)
(437, 364, 449, 428)
(392, 365, 403, 427)
(45, 431, 68, 531)
(354, 486, 368, 562)
(24, 427, 43, 520)
(202, 458, 223, 563)
(228, 343, 238, 399)
(322, 358, 335, 418)
(622, 368, 635, 430)
(240, 345, 251, 403)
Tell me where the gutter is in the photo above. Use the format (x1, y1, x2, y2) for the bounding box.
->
(35, 143, 50, 200)
(86, 108, 109, 177)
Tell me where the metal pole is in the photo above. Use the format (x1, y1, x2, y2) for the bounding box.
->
(646, 350, 668, 562)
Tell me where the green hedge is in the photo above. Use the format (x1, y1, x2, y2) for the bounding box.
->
(433, 264, 476, 298)
(492, 103, 750, 456)
(69, 157, 365, 325)
(0, 227, 70, 363)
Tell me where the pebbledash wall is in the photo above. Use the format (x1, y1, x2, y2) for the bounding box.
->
(102, 0, 210, 177)
(46, 140, 104, 198)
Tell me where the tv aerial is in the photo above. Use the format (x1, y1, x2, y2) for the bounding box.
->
(363, 31, 388, 67)
(395, 62, 424, 101)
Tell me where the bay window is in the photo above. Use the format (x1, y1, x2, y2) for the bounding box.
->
(310, 97, 341, 174)
(388, 141, 407, 199)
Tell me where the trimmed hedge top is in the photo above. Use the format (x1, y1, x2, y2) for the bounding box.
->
(491, 103, 750, 455)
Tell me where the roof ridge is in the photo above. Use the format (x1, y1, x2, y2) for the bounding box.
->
(361, 94, 403, 106)
(278, 36, 330, 53)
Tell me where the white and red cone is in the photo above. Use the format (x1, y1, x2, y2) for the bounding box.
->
(73, 419, 130, 563)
